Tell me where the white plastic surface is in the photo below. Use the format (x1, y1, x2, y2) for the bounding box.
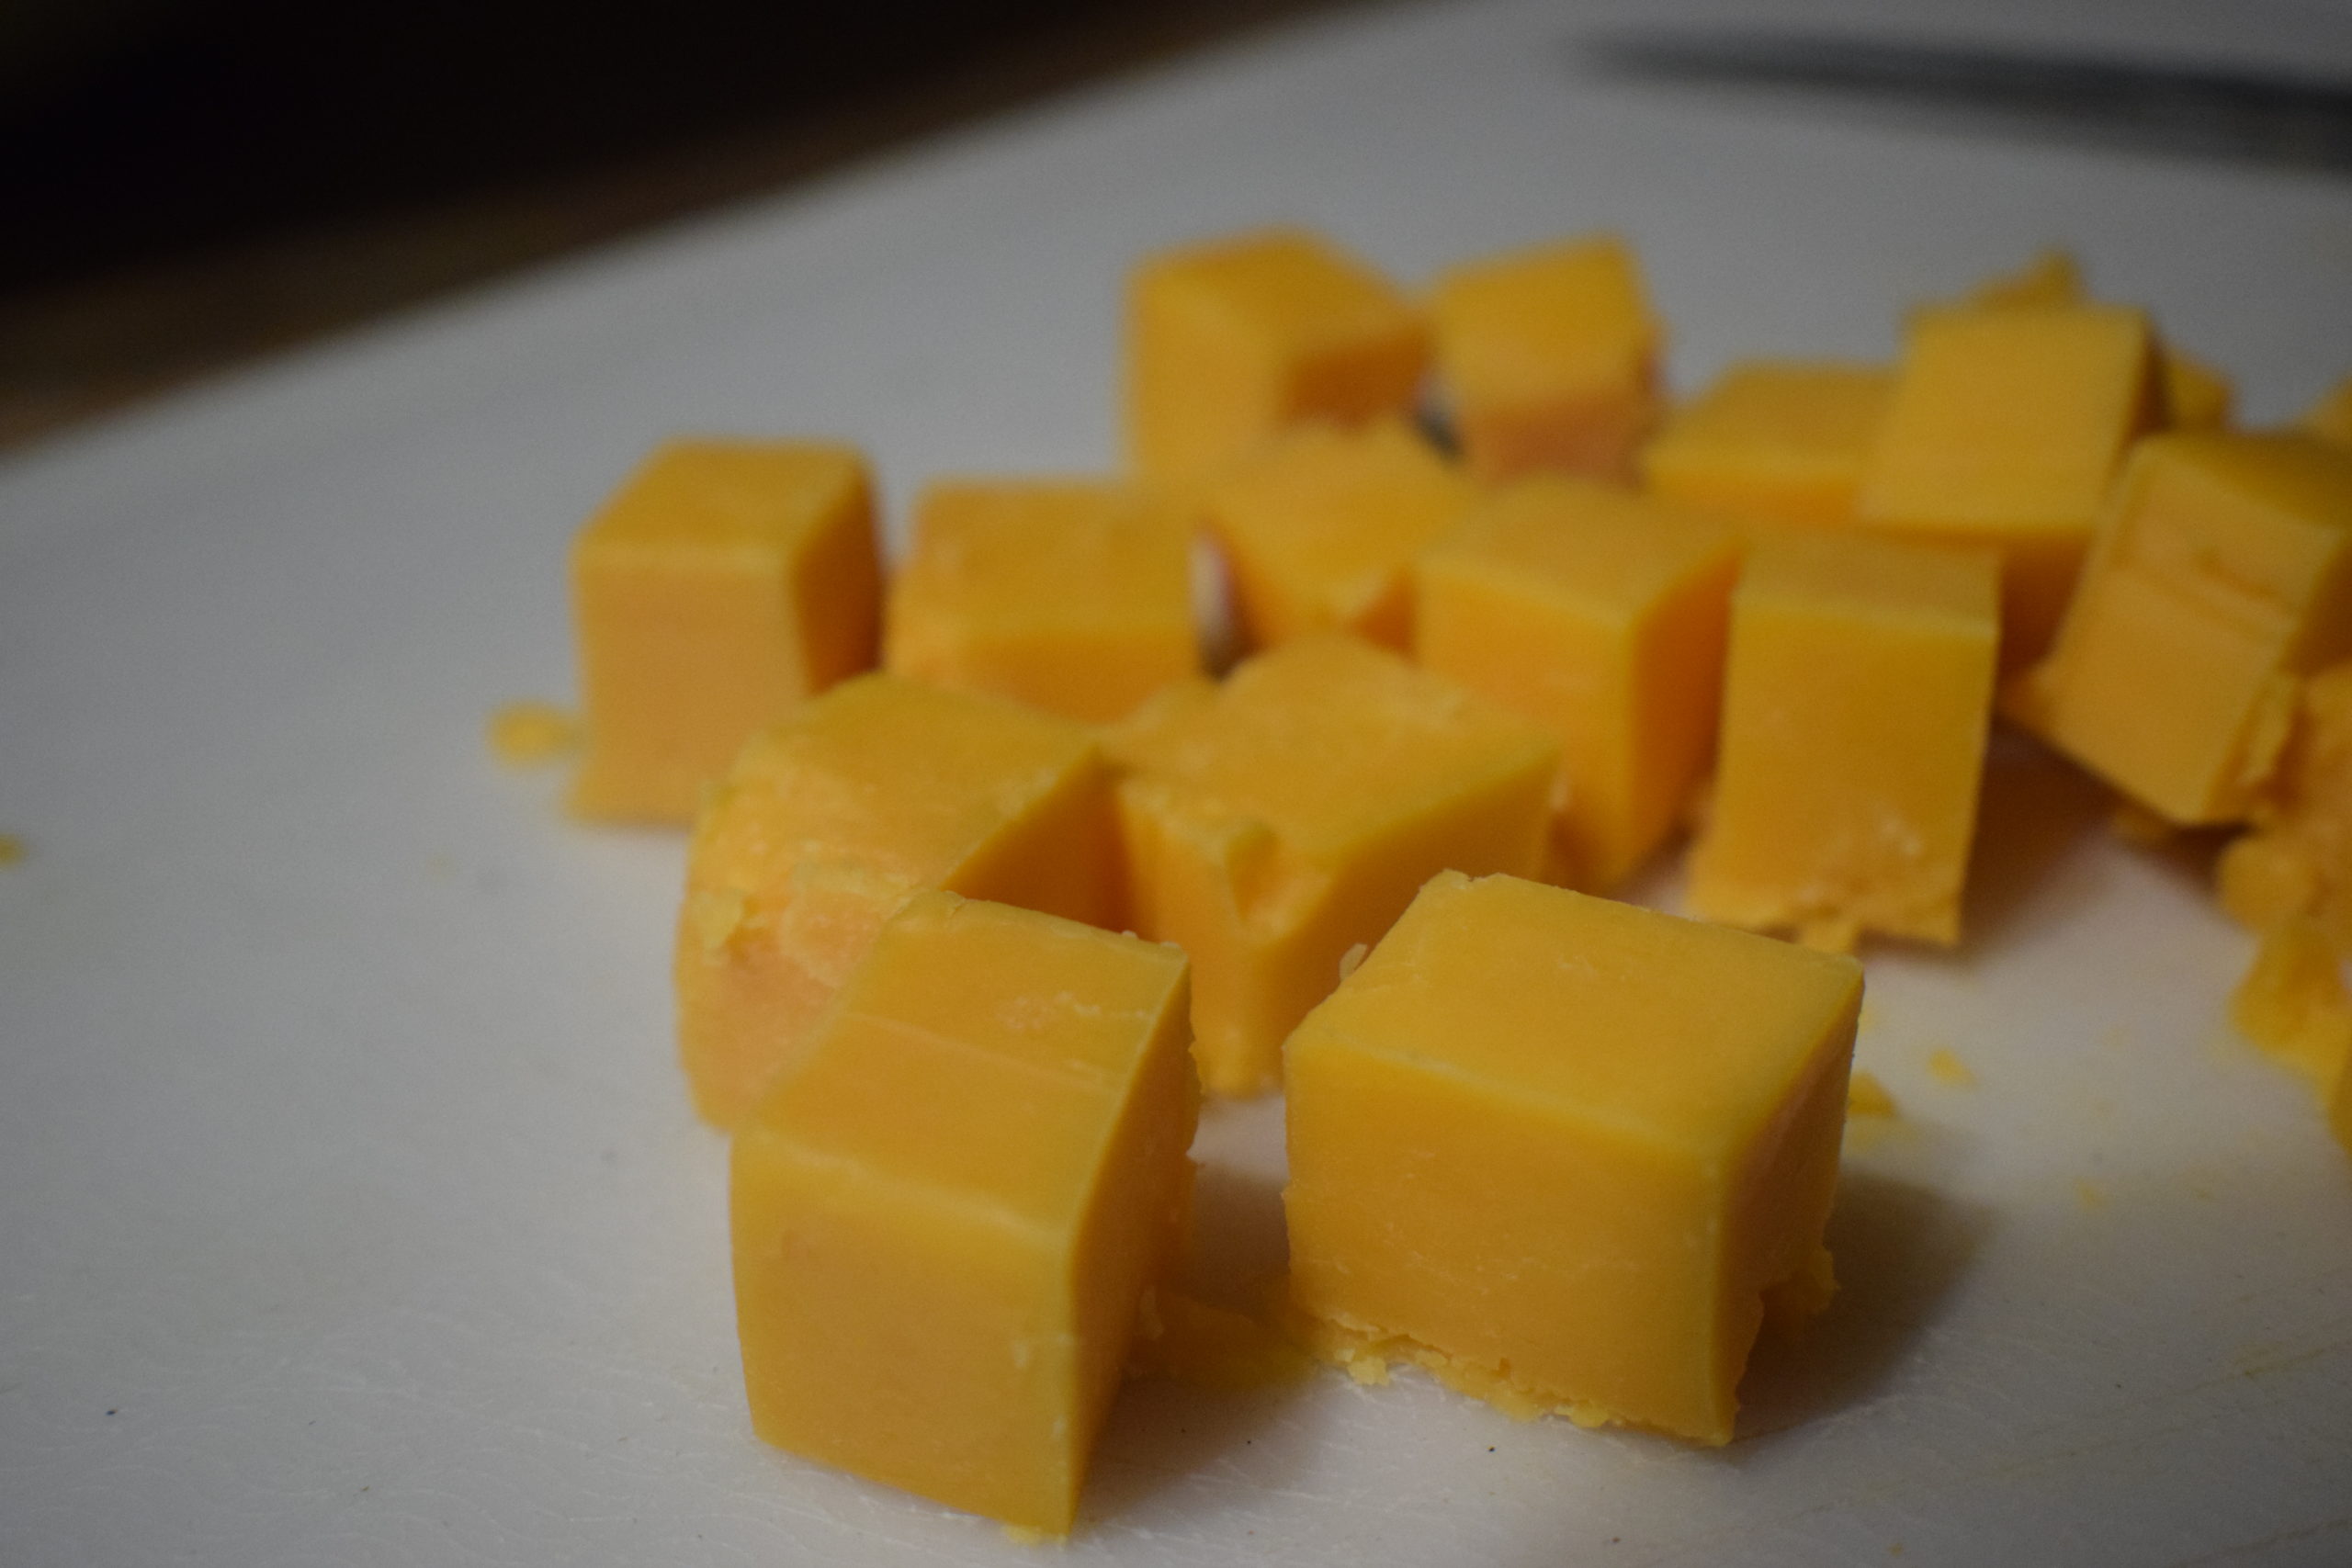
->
(5, 2, 2351, 1562)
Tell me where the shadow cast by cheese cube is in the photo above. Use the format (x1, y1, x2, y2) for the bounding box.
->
(1948, 728, 2114, 959)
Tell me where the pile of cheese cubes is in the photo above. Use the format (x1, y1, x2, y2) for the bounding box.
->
(558, 228, 2352, 1535)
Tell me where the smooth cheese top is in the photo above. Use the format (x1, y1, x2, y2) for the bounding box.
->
(1133, 227, 1420, 360)
(575, 440, 869, 561)
(1644, 362, 1893, 478)
(1431, 234, 1657, 401)
(1109, 635, 1557, 863)
(892, 479, 1193, 634)
(1738, 529, 2002, 636)
(687, 673, 1099, 897)
(743, 891, 1188, 1236)
(1295, 870, 1861, 1156)
(1422, 475, 1738, 626)
(1858, 303, 2155, 535)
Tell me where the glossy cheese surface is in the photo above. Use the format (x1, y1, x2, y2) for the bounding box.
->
(1414, 476, 1737, 890)
(676, 675, 1117, 1126)
(731, 891, 1197, 1534)
(569, 441, 880, 822)
(1640, 360, 1893, 530)
(1110, 636, 1556, 1096)
(884, 478, 1198, 722)
(1283, 870, 1860, 1446)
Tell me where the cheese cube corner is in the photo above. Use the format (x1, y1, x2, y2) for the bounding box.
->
(732, 890, 1197, 1534)
(1111, 636, 1557, 1096)
(1414, 477, 1739, 891)
(569, 440, 880, 823)
(1283, 870, 1860, 1446)
(1431, 234, 1663, 483)
(1125, 228, 1428, 483)
(677, 675, 1118, 1126)
(1639, 360, 1894, 530)
(884, 478, 1200, 722)
(1690, 532, 1999, 949)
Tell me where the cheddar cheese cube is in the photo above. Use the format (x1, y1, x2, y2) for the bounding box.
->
(1431, 234, 1662, 483)
(1283, 870, 1860, 1446)
(2017, 434, 2352, 826)
(2218, 662, 2352, 950)
(676, 675, 1118, 1127)
(2165, 350, 2235, 432)
(1689, 533, 1999, 950)
(1856, 304, 2161, 664)
(1639, 361, 1894, 531)
(883, 478, 1198, 722)
(731, 890, 1197, 1535)
(2306, 377, 2352, 448)
(1125, 228, 1428, 483)
(570, 440, 880, 822)
(1204, 419, 1476, 651)
(1111, 635, 1556, 1097)
(1958, 249, 2233, 430)
(1414, 477, 1738, 891)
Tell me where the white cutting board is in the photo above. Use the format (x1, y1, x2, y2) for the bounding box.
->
(4, 1, 2350, 1562)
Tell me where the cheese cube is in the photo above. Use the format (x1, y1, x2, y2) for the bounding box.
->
(883, 479, 1199, 723)
(1284, 870, 1860, 1446)
(2218, 662, 2352, 949)
(2229, 917, 2352, 1091)
(1111, 635, 1556, 1097)
(1431, 234, 1662, 483)
(2017, 434, 2352, 826)
(1414, 477, 1738, 891)
(1959, 249, 2232, 430)
(570, 441, 880, 822)
(1204, 419, 1476, 651)
(1639, 361, 1894, 530)
(2165, 350, 2235, 431)
(731, 890, 1196, 1534)
(1689, 533, 1999, 950)
(676, 675, 1117, 1127)
(1125, 228, 1428, 483)
(1856, 304, 2161, 664)
(2305, 377, 2352, 448)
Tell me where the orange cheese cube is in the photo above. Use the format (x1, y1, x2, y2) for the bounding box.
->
(1413, 477, 1738, 890)
(1958, 249, 2232, 430)
(731, 891, 1196, 1534)
(1203, 419, 1476, 651)
(883, 478, 1199, 722)
(675, 675, 1118, 1126)
(1689, 533, 1999, 950)
(1283, 870, 1860, 1446)
(569, 441, 880, 823)
(1111, 636, 1556, 1097)
(1962, 248, 2084, 309)
(1431, 234, 1662, 483)
(2165, 349, 2235, 431)
(1856, 304, 2160, 665)
(1639, 361, 1894, 530)
(2305, 377, 2352, 448)
(2017, 434, 2352, 826)
(1125, 228, 1427, 483)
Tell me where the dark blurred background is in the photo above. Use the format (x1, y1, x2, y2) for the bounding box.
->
(0, 0, 1343, 448)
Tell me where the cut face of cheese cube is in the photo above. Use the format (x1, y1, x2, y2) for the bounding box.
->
(568, 441, 881, 823)
(1283, 870, 1861, 1446)
(1125, 228, 1428, 483)
(883, 479, 1199, 722)
(675, 675, 1118, 1126)
(1856, 304, 2161, 665)
(1639, 361, 1894, 530)
(2217, 662, 2352, 950)
(731, 891, 1197, 1535)
(1204, 419, 1476, 651)
(2018, 434, 2352, 827)
(1110, 636, 1556, 1097)
(1689, 533, 1999, 950)
(1413, 477, 1738, 891)
(1431, 234, 1662, 483)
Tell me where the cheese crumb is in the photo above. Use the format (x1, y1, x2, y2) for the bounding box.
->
(0, 834, 22, 866)
(487, 701, 582, 766)
(1925, 1047, 1977, 1089)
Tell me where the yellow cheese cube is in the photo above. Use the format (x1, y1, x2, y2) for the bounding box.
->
(2165, 349, 2235, 431)
(731, 890, 1196, 1534)
(1431, 234, 1662, 483)
(2017, 434, 2352, 826)
(2305, 377, 2352, 448)
(1284, 870, 1860, 1446)
(1639, 361, 1894, 530)
(1413, 477, 1738, 891)
(1110, 635, 1556, 1097)
(675, 674, 1118, 1127)
(1958, 250, 2232, 431)
(1689, 533, 1999, 950)
(1204, 419, 1476, 651)
(2217, 662, 2352, 950)
(1962, 248, 2083, 309)
(883, 479, 1199, 723)
(1125, 228, 1428, 483)
(1856, 304, 2161, 665)
(569, 441, 880, 823)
